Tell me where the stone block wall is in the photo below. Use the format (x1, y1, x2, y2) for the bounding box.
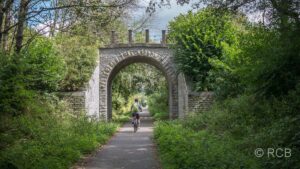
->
(59, 91, 86, 114)
(178, 73, 189, 118)
(84, 64, 100, 118)
(58, 64, 100, 119)
(188, 92, 214, 113)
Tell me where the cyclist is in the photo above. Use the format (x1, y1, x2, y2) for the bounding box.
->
(131, 98, 142, 127)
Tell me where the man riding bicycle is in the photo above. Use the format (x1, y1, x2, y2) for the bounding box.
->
(131, 98, 142, 128)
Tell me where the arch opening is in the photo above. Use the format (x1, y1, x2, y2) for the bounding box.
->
(99, 48, 179, 120)
(107, 56, 173, 120)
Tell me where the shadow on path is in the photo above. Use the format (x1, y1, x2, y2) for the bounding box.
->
(81, 110, 160, 169)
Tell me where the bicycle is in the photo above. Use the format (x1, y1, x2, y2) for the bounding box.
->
(132, 117, 139, 133)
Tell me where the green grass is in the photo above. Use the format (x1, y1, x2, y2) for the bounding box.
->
(0, 111, 119, 169)
(154, 120, 260, 169)
(154, 91, 300, 169)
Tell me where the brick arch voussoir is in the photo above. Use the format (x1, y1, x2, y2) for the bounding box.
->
(103, 50, 178, 97)
(109, 50, 174, 79)
(100, 48, 180, 120)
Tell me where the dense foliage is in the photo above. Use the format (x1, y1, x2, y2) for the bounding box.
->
(0, 34, 113, 169)
(154, 121, 259, 169)
(0, 1, 148, 168)
(0, 96, 118, 169)
(236, 26, 300, 97)
(148, 88, 169, 120)
(155, 4, 300, 169)
(0, 38, 65, 115)
(55, 35, 98, 91)
(155, 89, 300, 169)
(169, 8, 245, 91)
(112, 63, 168, 119)
(21, 39, 66, 92)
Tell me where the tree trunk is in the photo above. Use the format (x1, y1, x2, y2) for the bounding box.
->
(50, 0, 59, 37)
(0, 0, 5, 46)
(2, 3, 12, 52)
(15, 0, 29, 53)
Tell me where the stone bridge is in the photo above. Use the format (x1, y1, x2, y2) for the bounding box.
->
(61, 30, 214, 121)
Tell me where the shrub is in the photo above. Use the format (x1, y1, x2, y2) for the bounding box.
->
(55, 36, 98, 91)
(0, 38, 65, 115)
(154, 121, 260, 169)
(148, 89, 168, 120)
(154, 88, 300, 169)
(21, 38, 66, 91)
(169, 8, 245, 91)
(0, 96, 118, 169)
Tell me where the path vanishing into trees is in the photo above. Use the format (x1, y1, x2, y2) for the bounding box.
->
(81, 109, 161, 169)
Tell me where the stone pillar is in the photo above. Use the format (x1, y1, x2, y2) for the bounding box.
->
(128, 30, 133, 44)
(161, 30, 166, 45)
(178, 73, 188, 118)
(111, 31, 116, 44)
(84, 64, 100, 119)
(145, 29, 149, 43)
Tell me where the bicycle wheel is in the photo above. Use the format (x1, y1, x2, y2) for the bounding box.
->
(133, 120, 138, 132)
(134, 124, 138, 132)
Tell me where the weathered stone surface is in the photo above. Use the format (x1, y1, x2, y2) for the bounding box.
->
(59, 64, 100, 118)
(60, 45, 215, 121)
(188, 92, 214, 113)
(178, 73, 188, 118)
(99, 47, 179, 120)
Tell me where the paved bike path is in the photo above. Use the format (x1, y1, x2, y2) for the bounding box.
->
(82, 113, 160, 169)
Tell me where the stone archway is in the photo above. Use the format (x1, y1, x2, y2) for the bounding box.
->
(61, 31, 213, 121)
(99, 46, 179, 120)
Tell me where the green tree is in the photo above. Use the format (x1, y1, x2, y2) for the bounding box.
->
(169, 8, 243, 91)
(55, 35, 98, 91)
(0, 37, 65, 115)
(112, 63, 167, 116)
(21, 38, 66, 91)
(237, 25, 300, 97)
(154, 3, 300, 169)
